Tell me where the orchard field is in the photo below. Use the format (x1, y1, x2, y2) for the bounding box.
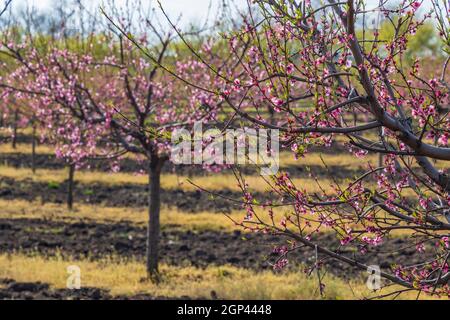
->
(0, 128, 444, 300)
(0, 0, 449, 301)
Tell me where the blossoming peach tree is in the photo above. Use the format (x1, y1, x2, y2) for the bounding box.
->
(0, 22, 221, 278)
(159, 0, 450, 297)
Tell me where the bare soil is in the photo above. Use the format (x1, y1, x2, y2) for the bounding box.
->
(0, 218, 435, 280)
(0, 176, 254, 212)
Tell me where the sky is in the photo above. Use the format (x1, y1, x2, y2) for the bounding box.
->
(10, 0, 248, 26)
(6, 0, 437, 27)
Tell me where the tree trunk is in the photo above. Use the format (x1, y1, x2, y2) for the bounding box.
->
(267, 105, 275, 125)
(12, 109, 18, 149)
(31, 124, 37, 174)
(378, 153, 384, 168)
(67, 164, 75, 210)
(146, 155, 164, 280)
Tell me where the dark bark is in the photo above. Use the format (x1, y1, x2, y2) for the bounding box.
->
(12, 109, 18, 149)
(378, 153, 384, 168)
(267, 105, 275, 125)
(31, 124, 37, 174)
(67, 164, 75, 210)
(146, 154, 165, 279)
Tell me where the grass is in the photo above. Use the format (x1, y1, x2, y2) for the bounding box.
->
(0, 253, 433, 300)
(0, 198, 432, 238)
(0, 198, 329, 235)
(1, 141, 377, 168)
(0, 143, 54, 155)
(0, 165, 340, 194)
(278, 150, 377, 167)
(0, 127, 34, 136)
(1, 140, 446, 197)
(1, 133, 445, 170)
(0, 139, 447, 300)
(0, 199, 245, 233)
(0, 163, 436, 201)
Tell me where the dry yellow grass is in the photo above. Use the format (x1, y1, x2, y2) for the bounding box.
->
(0, 142, 141, 160)
(0, 140, 373, 169)
(0, 198, 428, 238)
(278, 150, 377, 167)
(1, 142, 444, 196)
(0, 127, 34, 136)
(1, 133, 445, 170)
(0, 199, 245, 232)
(0, 198, 318, 235)
(0, 165, 339, 194)
(0, 253, 436, 300)
(0, 143, 54, 155)
(4, 138, 444, 197)
(0, 164, 431, 200)
(279, 149, 447, 170)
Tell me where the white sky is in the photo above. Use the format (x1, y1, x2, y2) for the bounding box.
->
(8, 0, 436, 26)
(11, 0, 248, 25)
